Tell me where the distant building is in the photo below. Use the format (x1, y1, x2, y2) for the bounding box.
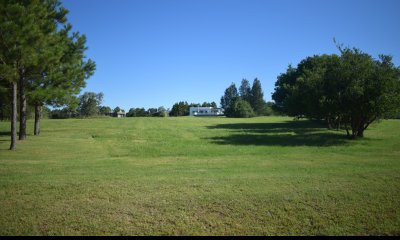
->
(189, 107, 224, 116)
(105, 111, 126, 118)
(114, 111, 126, 118)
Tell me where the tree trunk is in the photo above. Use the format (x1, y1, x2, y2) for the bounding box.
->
(345, 123, 350, 138)
(34, 104, 41, 135)
(357, 130, 364, 138)
(10, 82, 17, 151)
(19, 76, 27, 140)
(327, 117, 332, 129)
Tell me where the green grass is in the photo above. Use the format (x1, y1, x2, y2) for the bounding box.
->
(0, 117, 399, 235)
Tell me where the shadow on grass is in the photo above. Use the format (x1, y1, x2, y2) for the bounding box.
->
(0, 131, 10, 137)
(0, 131, 11, 142)
(207, 120, 349, 147)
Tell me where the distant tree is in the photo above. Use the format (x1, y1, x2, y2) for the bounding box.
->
(239, 79, 252, 103)
(78, 92, 104, 117)
(220, 83, 239, 116)
(113, 107, 122, 113)
(148, 108, 158, 116)
(126, 108, 147, 117)
(250, 78, 266, 116)
(262, 101, 276, 116)
(126, 108, 135, 117)
(170, 101, 189, 117)
(99, 106, 112, 115)
(201, 102, 211, 107)
(156, 106, 168, 117)
(229, 98, 255, 118)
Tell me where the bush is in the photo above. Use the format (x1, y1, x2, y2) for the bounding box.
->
(226, 98, 255, 118)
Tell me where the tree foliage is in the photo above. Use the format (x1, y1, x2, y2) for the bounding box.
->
(250, 78, 265, 115)
(220, 83, 239, 115)
(272, 47, 400, 138)
(170, 101, 189, 117)
(230, 98, 255, 118)
(222, 79, 267, 117)
(78, 92, 103, 117)
(0, 0, 95, 148)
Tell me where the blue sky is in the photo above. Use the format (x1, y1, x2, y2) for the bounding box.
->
(62, 0, 400, 111)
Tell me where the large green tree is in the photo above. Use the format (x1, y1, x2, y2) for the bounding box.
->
(0, 0, 55, 148)
(29, 29, 96, 135)
(1, 0, 95, 148)
(338, 48, 400, 137)
(272, 47, 400, 138)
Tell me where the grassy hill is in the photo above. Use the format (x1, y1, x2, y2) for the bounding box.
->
(0, 117, 399, 235)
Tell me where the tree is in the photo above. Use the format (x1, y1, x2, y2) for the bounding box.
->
(210, 102, 217, 108)
(239, 79, 251, 103)
(0, 0, 50, 148)
(271, 65, 300, 115)
(0, 83, 10, 121)
(113, 107, 122, 113)
(78, 92, 103, 117)
(229, 98, 255, 118)
(272, 47, 400, 138)
(156, 106, 168, 117)
(337, 48, 400, 138)
(262, 101, 276, 116)
(220, 83, 239, 116)
(170, 101, 189, 117)
(250, 78, 266, 116)
(1, 0, 95, 148)
(29, 29, 96, 135)
(99, 106, 112, 115)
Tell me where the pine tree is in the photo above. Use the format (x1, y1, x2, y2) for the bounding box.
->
(220, 83, 239, 115)
(239, 79, 251, 103)
(250, 78, 265, 116)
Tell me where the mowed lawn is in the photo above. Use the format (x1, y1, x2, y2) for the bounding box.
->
(0, 117, 399, 235)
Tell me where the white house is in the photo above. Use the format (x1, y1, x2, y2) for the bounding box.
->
(104, 111, 125, 118)
(115, 111, 126, 118)
(189, 107, 224, 116)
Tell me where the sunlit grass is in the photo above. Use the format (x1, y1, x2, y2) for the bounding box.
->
(0, 117, 399, 235)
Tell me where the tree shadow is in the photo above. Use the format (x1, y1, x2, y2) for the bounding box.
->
(207, 120, 349, 147)
(0, 131, 10, 137)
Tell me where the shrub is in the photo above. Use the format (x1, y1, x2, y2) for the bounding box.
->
(227, 98, 255, 118)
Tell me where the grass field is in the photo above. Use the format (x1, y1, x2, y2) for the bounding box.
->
(0, 116, 399, 235)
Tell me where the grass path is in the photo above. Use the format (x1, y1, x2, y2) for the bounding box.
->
(0, 117, 399, 235)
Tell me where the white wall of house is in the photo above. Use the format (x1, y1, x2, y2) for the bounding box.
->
(189, 107, 224, 116)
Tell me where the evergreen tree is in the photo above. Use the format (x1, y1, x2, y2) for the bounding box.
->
(239, 79, 252, 103)
(250, 78, 265, 116)
(220, 83, 239, 116)
(29, 29, 95, 135)
(0, 0, 60, 148)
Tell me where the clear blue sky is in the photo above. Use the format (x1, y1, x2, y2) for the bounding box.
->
(62, 0, 400, 111)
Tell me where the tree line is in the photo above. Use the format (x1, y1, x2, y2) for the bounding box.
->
(272, 45, 400, 138)
(0, 0, 95, 150)
(221, 78, 275, 118)
(42, 92, 220, 119)
(169, 101, 217, 117)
